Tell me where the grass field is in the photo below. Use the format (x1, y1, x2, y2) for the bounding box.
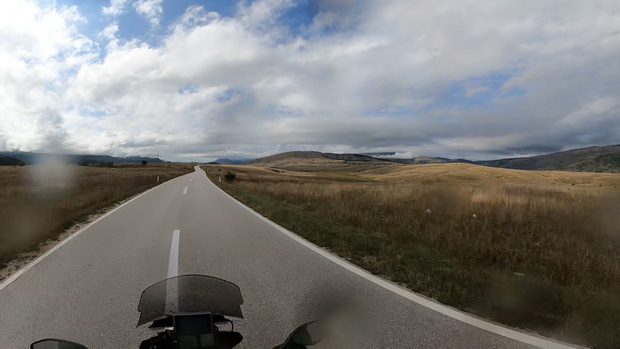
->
(0, 163, 193, 270)
(205, 164, 620, 348)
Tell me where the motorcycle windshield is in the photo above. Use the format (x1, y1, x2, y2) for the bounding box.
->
(137, 275, 244, 326)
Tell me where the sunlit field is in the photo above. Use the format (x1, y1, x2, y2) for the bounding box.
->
(0, 163, 193, 270)
(206, 164, 620, 348)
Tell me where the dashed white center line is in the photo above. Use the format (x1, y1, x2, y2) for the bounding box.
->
(167, 229, 180, 278)
(183, 187, 188, 195)
(166, 229, 181, 313)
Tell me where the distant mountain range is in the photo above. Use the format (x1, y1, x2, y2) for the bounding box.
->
(246, 151, 394, 172)
(477, 145, 620, 172)
(0, 155, 24, 166)
(245, 144, 620, 173)
(6, 144, 618, 172)
(0, 151, 164, 166)
(360, 152, 473, 165)
(247, 151, 471, 172)
(392, 156, 474, 165)
(207, 158, 252, 165)
(248, 151, 397, 164)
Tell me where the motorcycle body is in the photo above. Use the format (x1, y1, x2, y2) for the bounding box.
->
(30, 275, 320, 349)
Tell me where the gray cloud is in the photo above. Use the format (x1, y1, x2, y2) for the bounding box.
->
(0, 0, 619, 161)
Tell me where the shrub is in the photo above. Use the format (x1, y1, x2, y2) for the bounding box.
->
(224, 171, 236, 181)
(98, 161, 114, 168)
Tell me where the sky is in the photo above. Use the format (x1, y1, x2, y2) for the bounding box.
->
(0, 0, 618, 161)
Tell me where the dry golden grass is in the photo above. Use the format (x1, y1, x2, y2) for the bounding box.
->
(0, 163, 193, 268)
(206, 163, 620, 348)
(364, 162, 620, 187)
(249, 157, 397, 173)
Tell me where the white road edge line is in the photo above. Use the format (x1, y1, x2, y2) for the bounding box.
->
(0, 174, 189, 292)
(183, 187, 188, 195)
(168, 230, 180, 278)
(206, 171, 583, 349)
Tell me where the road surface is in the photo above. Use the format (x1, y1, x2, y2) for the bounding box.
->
(0, 167, 573, 348)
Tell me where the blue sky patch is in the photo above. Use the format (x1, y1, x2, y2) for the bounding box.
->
(58, 0, 316, 46)
(422, 72, 528, 111)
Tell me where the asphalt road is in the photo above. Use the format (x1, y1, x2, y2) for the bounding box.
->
(0, 167, 572, 348)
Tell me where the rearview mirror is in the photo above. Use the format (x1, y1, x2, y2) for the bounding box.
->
(275, 322, 323, 348)
(291, 322, 322, 346)
(31, 339, 88, 349)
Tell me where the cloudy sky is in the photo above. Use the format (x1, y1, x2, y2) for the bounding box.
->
(0, 0, 618, 161)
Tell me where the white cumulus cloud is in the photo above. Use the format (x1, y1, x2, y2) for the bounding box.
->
(133, 0, 164, 27)
(102, 0, 129, 16)
(0, 0, 97, 152)
(1, 0, 619, 161)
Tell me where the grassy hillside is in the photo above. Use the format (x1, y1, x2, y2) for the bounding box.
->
(364, 162, 620, 186)
(210, 158, 249, 165)
(206, 163, 620, 348)
(247, 145, 620, 173)
(567, 153, 620, 173)
(248, 151, 396, 172)
(388, 156, 473, 165)
(480, 145, 620, 171)
(0, 156, 24, 166)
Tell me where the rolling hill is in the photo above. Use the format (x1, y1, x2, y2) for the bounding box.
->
(246, 145, 620, 173)
(478, 145, 620, 171)
(208, 158, 251, 165)
(247, 151, 396, 172)
(565, 152, 620, 173)
(390, 156, 473, 165)
(360, 152, 473, 165)
(362, 145, 620, 172)
(0, 151, 164, 166)
(0, 155, 24, 166)
(213, 157, 620, 187)
(362, 162, 620, 186)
